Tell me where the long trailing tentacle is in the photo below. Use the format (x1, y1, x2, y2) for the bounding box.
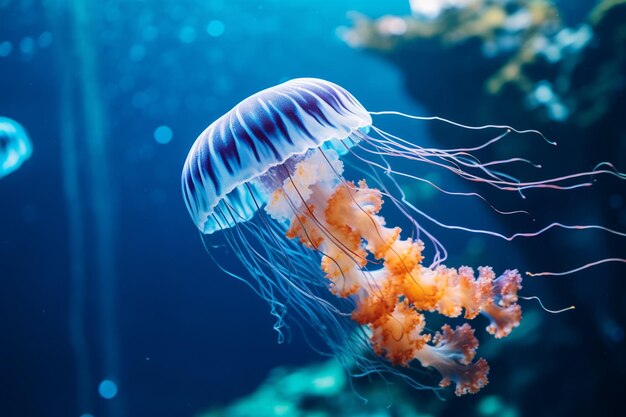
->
(347, 112, 626, 278)
(368, 110, 556, 145)
(527, 258, 626, 277)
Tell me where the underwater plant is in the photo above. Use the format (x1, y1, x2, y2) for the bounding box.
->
(0, 116, 32, 179)
(181, 78, 624, 396)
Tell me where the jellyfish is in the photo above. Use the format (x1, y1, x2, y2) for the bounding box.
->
(181, 78, 624, 396)
(0, 116, 32, 179)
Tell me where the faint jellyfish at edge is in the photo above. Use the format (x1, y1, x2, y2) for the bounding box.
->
(0, 116, 32, 179)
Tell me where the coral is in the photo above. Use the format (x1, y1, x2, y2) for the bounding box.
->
(340, 0, 626, 128)
(196, 359, 442, 417)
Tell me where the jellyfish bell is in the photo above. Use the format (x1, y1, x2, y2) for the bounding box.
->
(182, 78, 625, 396)
(0, 116, 32, 179)
(182, 78, 372, 234)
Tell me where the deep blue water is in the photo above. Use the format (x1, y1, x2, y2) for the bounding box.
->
(1, 1, 623, 417)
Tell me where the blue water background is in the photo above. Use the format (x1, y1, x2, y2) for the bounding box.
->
(0, 1, 608, 417)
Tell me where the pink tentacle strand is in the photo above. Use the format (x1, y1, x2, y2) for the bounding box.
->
(527, 258, 626, 277)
